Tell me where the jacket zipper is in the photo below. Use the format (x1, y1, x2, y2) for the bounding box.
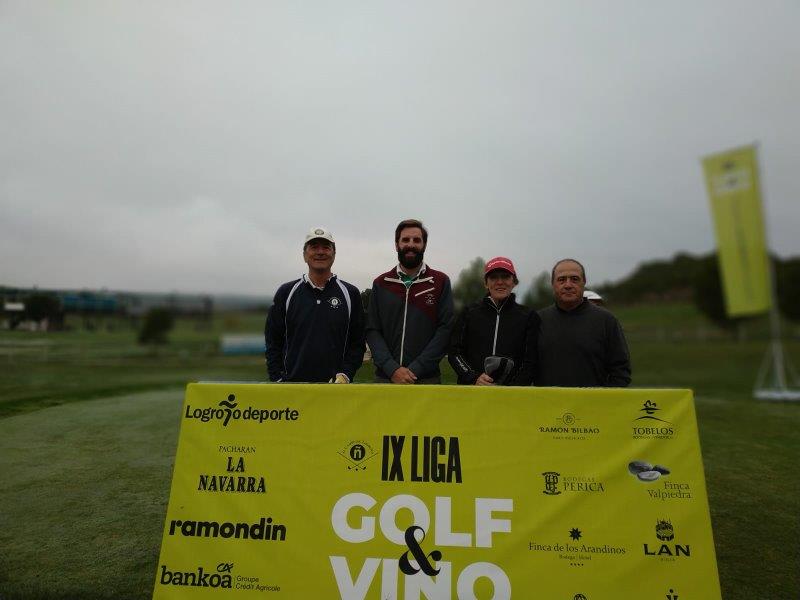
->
(492, 312, 500, 354)
(384, 273, 434, 367)
(490, 298, 506, 355)
(400, 286, 410, 365)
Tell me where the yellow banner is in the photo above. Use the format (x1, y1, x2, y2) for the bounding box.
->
(153, 384, 721, 599)
(702, 145, 772, 316)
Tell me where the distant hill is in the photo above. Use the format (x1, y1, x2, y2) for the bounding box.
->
(597, 252, 800, 315)
(596, 252, 713, 304)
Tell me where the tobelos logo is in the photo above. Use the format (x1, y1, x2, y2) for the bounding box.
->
(398, 526, 442, 576)
(185, 394, 300, 426)
(632, 400, 675, 439)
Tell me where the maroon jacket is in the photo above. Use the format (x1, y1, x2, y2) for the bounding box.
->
(365, 264, 454, 379)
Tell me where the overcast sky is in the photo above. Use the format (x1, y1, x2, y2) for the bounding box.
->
(2, 1, 798, 296)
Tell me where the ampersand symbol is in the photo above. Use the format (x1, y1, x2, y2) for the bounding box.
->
(398, 526, 442, 576)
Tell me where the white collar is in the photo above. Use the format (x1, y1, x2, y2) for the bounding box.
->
(396, 263, 427, 279)
(303, 272, 335, 290)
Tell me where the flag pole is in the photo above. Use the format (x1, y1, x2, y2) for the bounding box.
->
(752, 144, 798, 400)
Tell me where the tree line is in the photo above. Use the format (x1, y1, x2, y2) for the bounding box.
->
(448, 252, 800, 328)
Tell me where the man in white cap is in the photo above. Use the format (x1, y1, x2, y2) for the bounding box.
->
(448, 256, 539, 385)
(265, 227, 365, 383)
(583, 290, 604, 306)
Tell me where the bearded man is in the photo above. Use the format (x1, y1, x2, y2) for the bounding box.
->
(365, 219, 454, 384)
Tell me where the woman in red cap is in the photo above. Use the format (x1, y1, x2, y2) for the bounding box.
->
(448, 257, 540, 385)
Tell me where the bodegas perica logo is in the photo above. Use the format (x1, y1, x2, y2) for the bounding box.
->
(337, 440, 379, 471)
(541, 471, 605, 495)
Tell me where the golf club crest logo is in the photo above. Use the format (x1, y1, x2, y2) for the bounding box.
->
(328, 296, 342, 309)
(632, 400, 675, 439)
(338, 440, 379, 472)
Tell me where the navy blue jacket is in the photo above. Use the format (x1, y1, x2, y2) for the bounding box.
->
(265, 275, 365, 382)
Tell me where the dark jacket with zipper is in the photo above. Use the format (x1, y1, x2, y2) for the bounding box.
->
(448, 294, 540, 385)
(265, 274, 365, 383)
(366, 264, 454, 380)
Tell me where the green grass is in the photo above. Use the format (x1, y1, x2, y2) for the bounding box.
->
(0, 308, 799, 599)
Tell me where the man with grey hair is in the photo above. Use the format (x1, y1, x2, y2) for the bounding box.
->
(536, 258, 631, 387)
(265, 227, 365, 383)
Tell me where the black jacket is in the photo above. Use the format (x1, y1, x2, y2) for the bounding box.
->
(536, 300, 631, 387)
(265, 275, 365, 382)
(448, 294, 540, 385)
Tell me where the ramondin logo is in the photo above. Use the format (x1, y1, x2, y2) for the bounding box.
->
(185, 394, 300, 426)
(338, 440, 379, 471)
(168, 517, 286, 541)
(159, 562, 233, 588)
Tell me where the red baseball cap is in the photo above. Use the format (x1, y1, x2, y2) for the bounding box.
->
(484, 256, 516, 278)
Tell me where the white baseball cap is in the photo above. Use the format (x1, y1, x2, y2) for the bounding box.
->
(304, 227, 335, 245)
